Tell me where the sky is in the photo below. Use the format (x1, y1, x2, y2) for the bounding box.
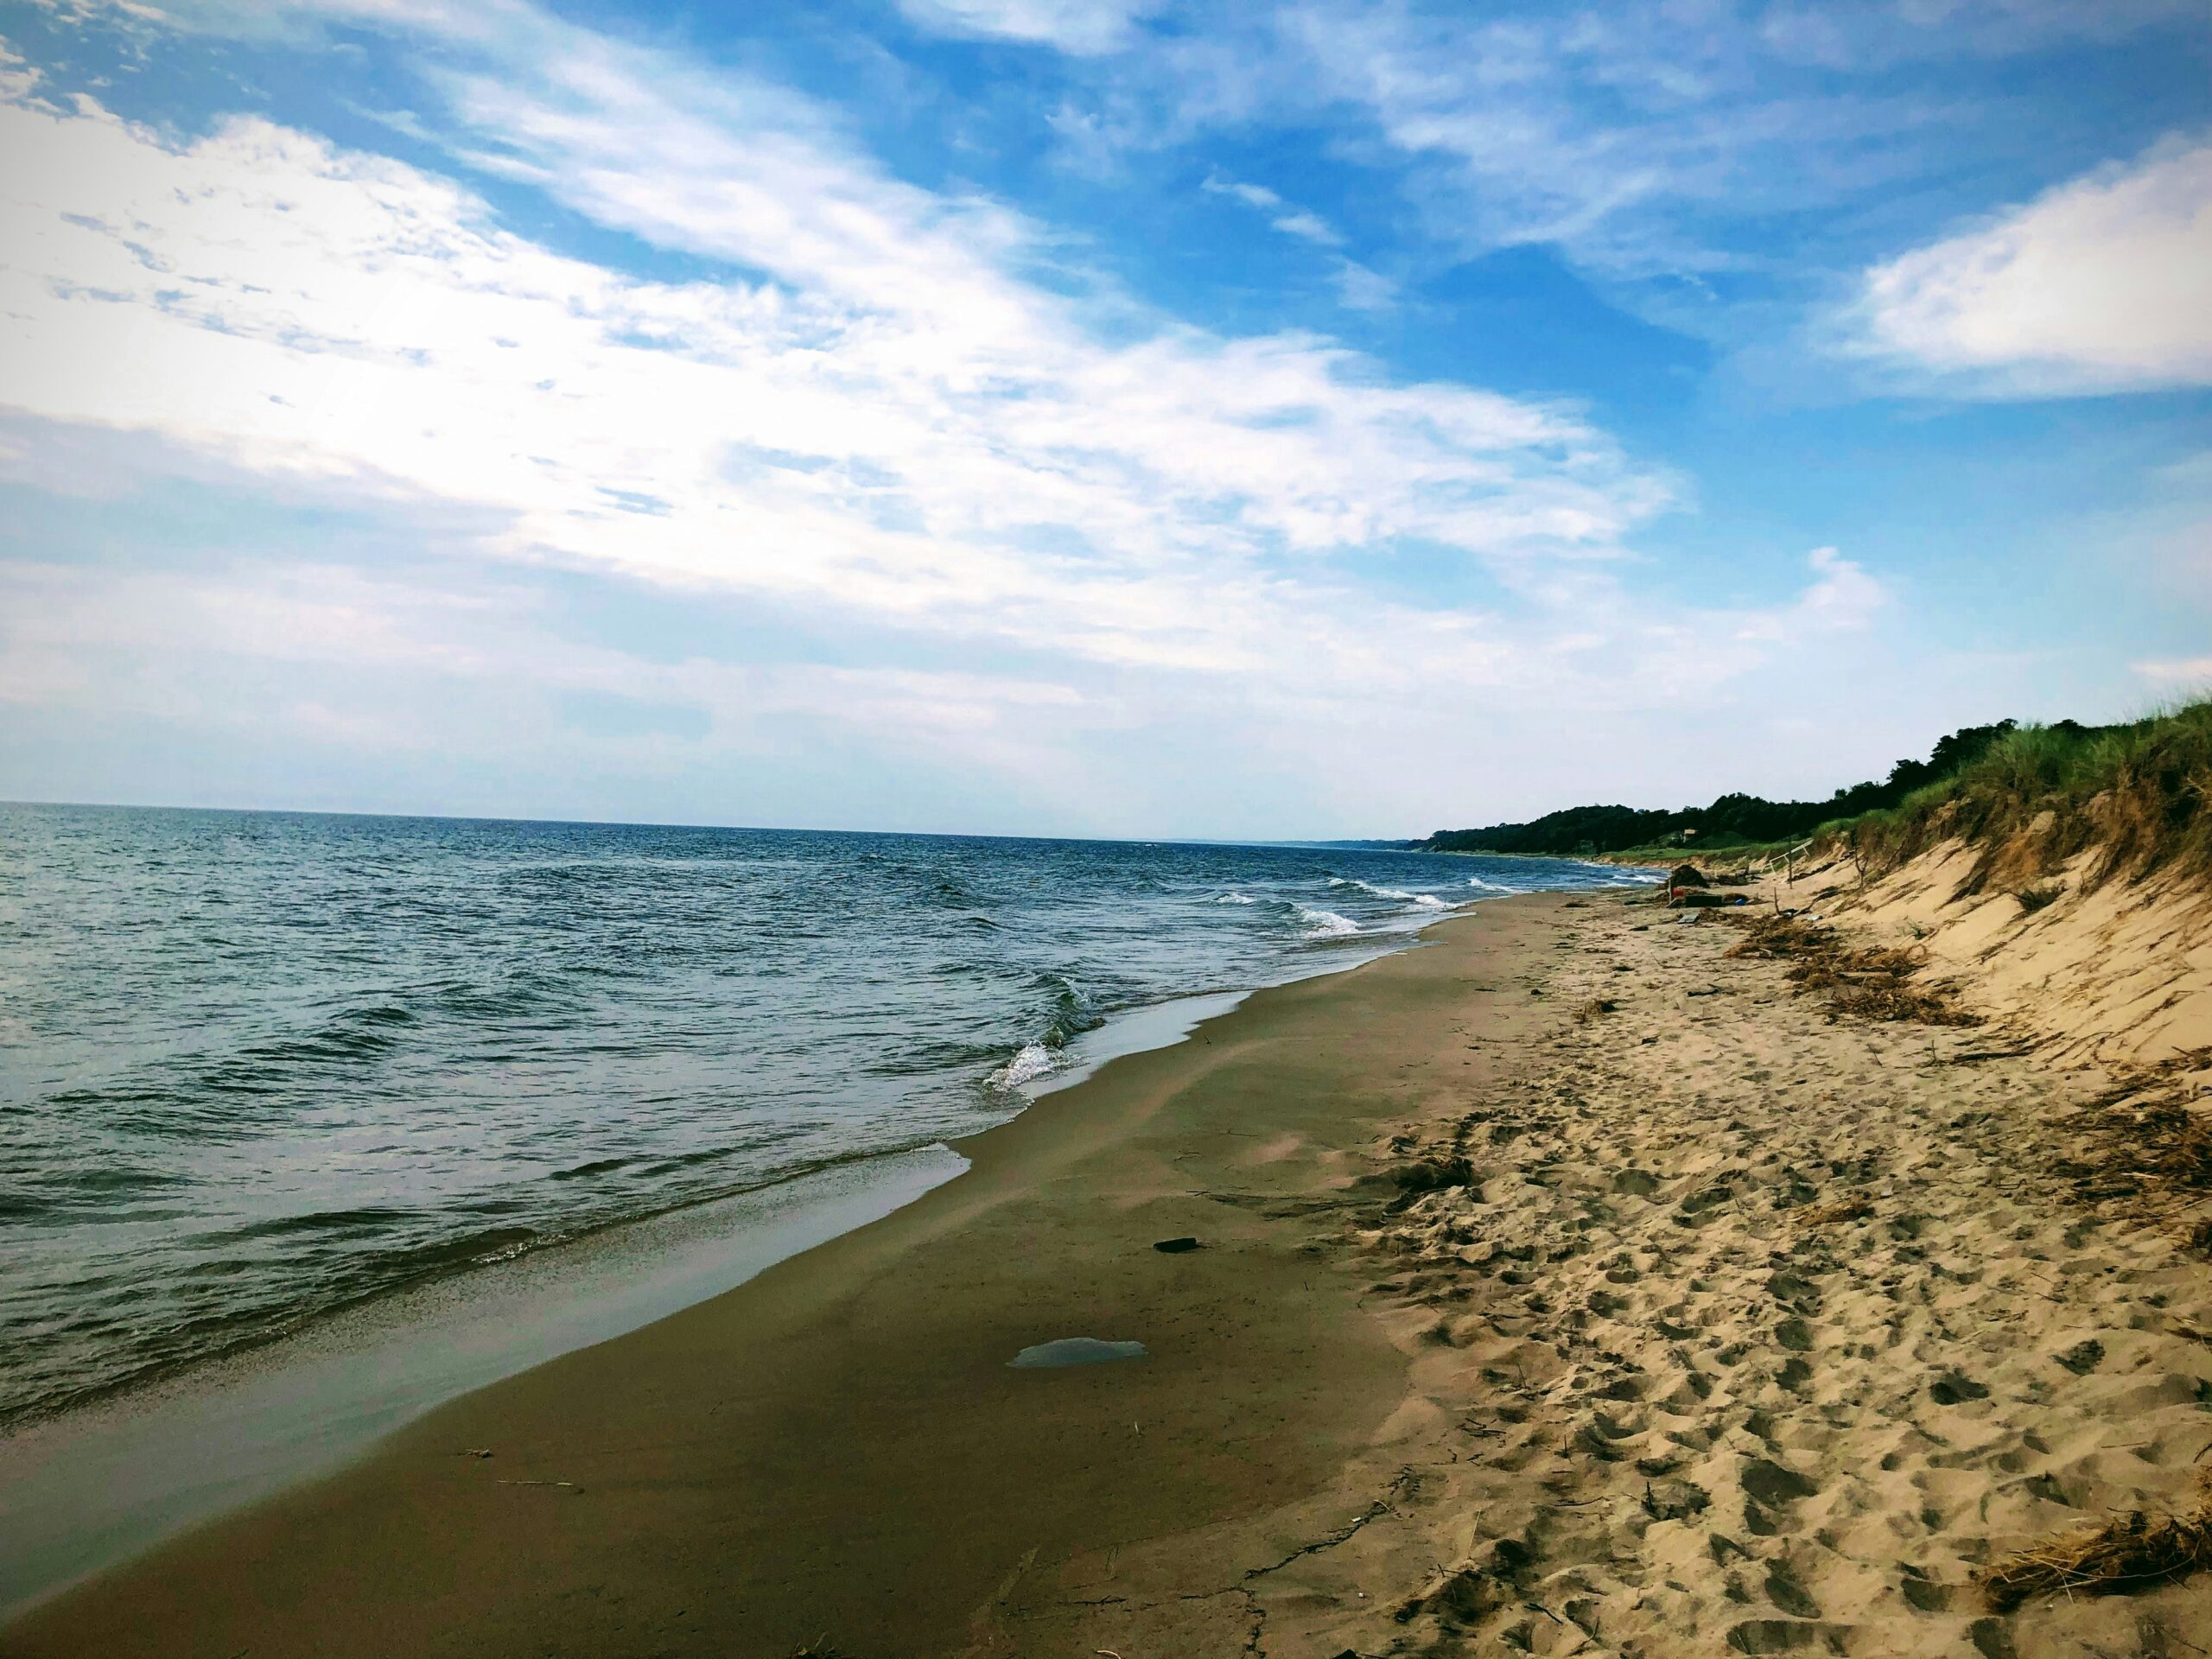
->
(0, 0, 2206, 839)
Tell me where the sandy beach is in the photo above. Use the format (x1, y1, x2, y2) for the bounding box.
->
(10, 877, 2212, 1656)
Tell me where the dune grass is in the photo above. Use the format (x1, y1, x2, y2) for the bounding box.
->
(1839, 697, 2212, 894)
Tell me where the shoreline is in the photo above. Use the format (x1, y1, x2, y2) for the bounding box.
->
(0, 970, 1326, 1618)
(13, 881, 2208, 1654)
(4, 896, 1573, 1656)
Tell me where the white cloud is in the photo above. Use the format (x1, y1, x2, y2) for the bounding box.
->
(1331, 258, 1397, 311)
(1201, 168, 1346, 250)
(0, 2, 1923, 829)
(893, 0, 1158, 54)
(0, 60, 1669, 686)
(2136, 657, 2212, 685)
(1853, 137, 2212, 392)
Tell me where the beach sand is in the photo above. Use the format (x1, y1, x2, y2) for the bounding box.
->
(10, 887, 2212, 1656)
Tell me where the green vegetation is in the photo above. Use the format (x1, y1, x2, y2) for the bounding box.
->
(1842, 697, 2212, 892)
(1424, 721, 2018, 857)
(1426, 697, 2212, 892)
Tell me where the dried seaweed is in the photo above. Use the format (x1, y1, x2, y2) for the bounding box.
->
(1794, 1192, 1873, 1227)
(2053, 1051, 2212, 1239)
(1979, 1473, 2212, 1611)
(1725, 915, 1980, 1027)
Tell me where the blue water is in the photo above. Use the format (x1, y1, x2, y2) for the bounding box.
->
(0, 803, 1649, 1425)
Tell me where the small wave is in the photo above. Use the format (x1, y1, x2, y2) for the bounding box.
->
(1211, 891, 1258, 906)
(1031, 970, 1101, 1048)
(1465, 876, 1522, 893)
(550, 1157, 635, 1183)
(990, 1042, 1056, 1090)
(223, 1205, 420, 1242)
(1332, 877, 1448, 909)
(1294, 906, 1361, 938)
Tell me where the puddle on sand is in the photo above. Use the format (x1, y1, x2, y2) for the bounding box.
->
(1007, 1338, 1148, 1369)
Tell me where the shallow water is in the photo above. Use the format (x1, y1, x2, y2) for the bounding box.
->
(0, 803, 1650, 1423)
(1008, 1338, 1148, 1368)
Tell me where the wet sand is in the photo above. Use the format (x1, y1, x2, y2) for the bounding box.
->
(14, 883, 2212, 1656)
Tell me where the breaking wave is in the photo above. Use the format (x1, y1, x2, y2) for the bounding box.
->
(989, 1042, 1057, 1090)
(1294, 906, 1362, 938)
(1332, 876, 1449, 909)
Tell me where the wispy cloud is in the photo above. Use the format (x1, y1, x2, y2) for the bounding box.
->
(893, 0, 1160, 55)
(0, 35, 1670, 683)
(1849, 137, 2212, 394)
(2136, 657, 2212, 685)
(1201, 169, 1343, 245)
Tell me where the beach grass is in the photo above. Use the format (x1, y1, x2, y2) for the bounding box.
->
(1842, 696, 2212, 892)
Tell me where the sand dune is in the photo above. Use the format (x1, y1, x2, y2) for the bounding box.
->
(1773, 837, 2212, 1070)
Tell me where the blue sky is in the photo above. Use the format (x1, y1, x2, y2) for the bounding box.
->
(0, 0, 2206, 837)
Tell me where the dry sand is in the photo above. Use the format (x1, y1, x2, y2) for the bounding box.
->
(9, 878, 2212, 1657)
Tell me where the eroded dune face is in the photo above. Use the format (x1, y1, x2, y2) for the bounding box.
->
(1806, 836, 2212, 1071)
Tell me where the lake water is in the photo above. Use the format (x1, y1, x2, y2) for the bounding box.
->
(0, 803, 1649, 1426)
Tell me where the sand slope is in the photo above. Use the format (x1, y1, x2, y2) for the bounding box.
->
(1774, 838, 2212, 1071)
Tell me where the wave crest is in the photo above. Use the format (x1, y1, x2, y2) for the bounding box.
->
(1331, 876, 1449, 909)
(989, 1043, 1056, 1090)
(1294, 906, 1361, 938)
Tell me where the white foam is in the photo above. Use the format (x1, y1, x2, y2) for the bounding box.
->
(1295, 906, 1361, 938)
(1465, 875, 1522, 893)
(990, 1042, 1056, 1090)
(1212, 891, 1258, 905)
(1333, 877, 1449, 908)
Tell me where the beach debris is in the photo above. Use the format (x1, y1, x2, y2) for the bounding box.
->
(1388, 1154, 1477, 1211)
(1007, 1337, 1147, 1368)
(2050, 1055, 2212, 1243)
(457, 1447, 493, 1459)
(1977, 1471, 2212, 1611)
(1573, 998, 1618, 1023)
(496, 1478, 580, 1491)
(1673, 889, 1749, 908)
(1793, 1191, 1873, 1227)
(1669, 863, 1709, 890)
(1726, 913, 1978, 1026)
(1152, 1235, 1201, 1253)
